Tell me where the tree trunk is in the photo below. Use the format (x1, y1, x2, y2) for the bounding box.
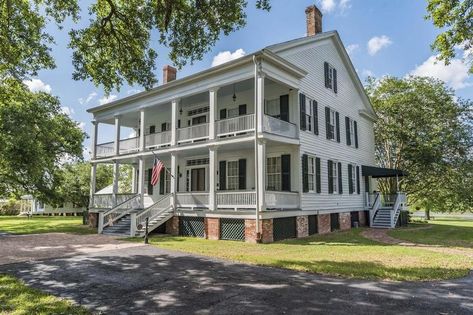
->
(425, 208, 430, 220)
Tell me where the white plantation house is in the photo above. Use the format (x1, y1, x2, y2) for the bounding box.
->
(87, 5, 407, 242)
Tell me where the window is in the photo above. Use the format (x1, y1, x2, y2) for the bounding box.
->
(349, 164, 356, 194)
(330, 160, 338, 193)
(328, 65, 335, 89)
(345, 117, 355, 146)
(227, 161, 239, 190)
(328, 109, 336, 140)
(165, 168, 171, 194)
(266, 156, 281, 191)
(305, 97, 313, 132)
(324, 62, 337, 93)
(308, 156, 316, 191)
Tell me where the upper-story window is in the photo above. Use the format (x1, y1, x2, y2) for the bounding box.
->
(305, 98, 313, 132)
(325, 107, 339, 142)
(227, 160, 239, 190)
(345, 116, 359, 148)
(299, 94, 319, 134)
(328, 160, 338, 194)
(308, 156, 316, 192)
(348, 164, 356, 194)
(266, 156, 281, 191)
(324, 62, 338, 93)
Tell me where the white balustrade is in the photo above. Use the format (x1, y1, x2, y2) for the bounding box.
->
(216, 191, 256, 209)
(145, 131, 172, 148)
(177, 123, 209, 143)
(95, 142, 115, 158)
(263, 115, 298, 139)
(119, 137, 140, 154)
(265, 191, 299, 209)
(92, 194, 114, 208)
(217, 114, 255, 136)
(176, 192, 209, 208)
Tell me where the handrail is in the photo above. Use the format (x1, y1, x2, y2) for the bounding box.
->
(99, 194, 141, 233)
(369, 193, 381, 226)
(135, 194, 171, 225)
(391, 192, 406, 228)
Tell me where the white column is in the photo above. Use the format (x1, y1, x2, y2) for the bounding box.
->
(208, 146, 218, 211)
(256, 139, 266, 212)
(131, 165, 137, 193)
(137, 157, 145, 208)
(91, 121, 98, 160)
(256, 74, 265, 134)
(89, 163, 97, 208)
(140, 109, 145, 151)
(112, 161, 119, 206)
(114, 115, 121, 156)
(170, 153, 177, 210)
(171, 99, 178, 146)
(209, 88, 219, 140)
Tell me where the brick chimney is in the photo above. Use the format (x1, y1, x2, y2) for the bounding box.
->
(305, 5, 323, 36)
(163, 65, 177, 84)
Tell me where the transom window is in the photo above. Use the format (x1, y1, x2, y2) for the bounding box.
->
(308, 156, 316, 191)
(266, 156, 281, 191)
(227, 161, 239, 191)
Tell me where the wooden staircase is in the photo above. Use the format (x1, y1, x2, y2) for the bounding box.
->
(369, 192, 407, 229)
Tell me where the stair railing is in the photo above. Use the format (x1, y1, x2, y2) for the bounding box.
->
(131, 194, 172, 236)
(369, 192, 381, 227)
(98, 194, 141, 233)
(391, 192, 406, 228)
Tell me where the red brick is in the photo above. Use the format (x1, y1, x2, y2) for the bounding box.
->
(317, 214, 331, 234)
(88, 212, 98, 228)
(165, 216, 179, 236)
(205, 218, 220, 240)
(244, 219, 274, 243)
(296, 216, 309, 238)
(339, 212, 351, 230)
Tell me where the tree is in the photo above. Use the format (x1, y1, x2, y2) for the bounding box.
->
(1, 0, 271, 93)
(0, 79, 85, 203)
(426, 0, 473, 72)
(366, 76, 473, 216)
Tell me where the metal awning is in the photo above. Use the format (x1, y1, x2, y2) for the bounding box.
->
(361, 165, 406, 178)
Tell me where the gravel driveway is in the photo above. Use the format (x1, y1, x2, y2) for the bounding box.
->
(0, 233, 472, 314)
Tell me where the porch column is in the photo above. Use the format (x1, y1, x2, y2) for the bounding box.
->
(91, 120, 98, 160)
(89, 163, 97, 207)
(256, 139, 266, 212)
(114, 115, 121, 156)
(131, 165, 137, 193)
(170, 153, 177, 210)
(137, 157, 145, 208)
(171, 99, 179, 146)
(209, 87, 219, 140)
(209, 145, 218, 211)
(112, 161, 120, 206)
(140, 108, 145, 151)
(256, 73, 265, 134)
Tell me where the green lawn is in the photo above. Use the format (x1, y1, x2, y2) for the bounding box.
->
(0, 216, 94, 235)
(389, 219, 473, 248)
(130, 227, 473, 281)
(0, 274, 89, 315)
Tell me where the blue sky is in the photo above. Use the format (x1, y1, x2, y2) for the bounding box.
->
(24, 0, 473, 158)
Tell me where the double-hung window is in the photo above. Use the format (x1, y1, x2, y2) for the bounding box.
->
(330, 160, 338, 193)
(328, 109, 336, 140)
(308, 156, 316, 191)
(305, 97, 313, 132)
(266, 156, 281, 191)
(350, 164, 356, 194)
(227, 161, 239, 190)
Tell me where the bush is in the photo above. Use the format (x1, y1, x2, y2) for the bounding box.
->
(0, 200, 21, 215)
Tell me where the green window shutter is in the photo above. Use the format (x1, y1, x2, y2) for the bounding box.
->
(356, 166, 361, 194)
(336, 112, 340, 143)
(299, 93, 306, 130)
(313, 100, 319, 135)
(338, 162, 343, 194)
(219, 161, 226, 190)
(354, 120, 359, 148)
(348, 164, 353, 194)
(325, 106, 331, 139)
(238, 159, 246, 190)
(316, 157, 321, 193)
(281, 154, 291, 192)
(279, 95, 289, 122)
(324, 62, 329, 88)
(159, 168, 165, 195)
(333, 68, 338, 93)
(302, 154, 309, 193)
(147, 168, 153, 195)
(345, 117, 351, 146)
(328, 160, 333, 194)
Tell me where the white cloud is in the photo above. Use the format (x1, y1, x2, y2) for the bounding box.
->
(23, 79, 52, 93)
(78, 122, 86, 130)
(99, 94, 118, 105)
(367, 35, 392, 56)
(339, 0, 351, 12)
(410, 55, 471, 90)
(79, 92, 98, 105)
(61, 106, 74, 116)
(82, 147, 91, 161)
(318, 0, 336, 13)
(211, 49, 246, 67)
(346, 44, 359, 55)
(361, 69, 374, 78)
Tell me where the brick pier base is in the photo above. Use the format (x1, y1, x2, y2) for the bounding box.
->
(205, 218, 220, 240)
(88, 212, 98, 228)
(244, 219, 274, 243)
(317, 214, 331, 234)
(165, 216, 179, 236)
(339, 212, 351, 230)
(296, 216, 309, 238)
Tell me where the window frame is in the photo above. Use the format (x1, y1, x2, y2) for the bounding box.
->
(307, 156, 317, 192)
(327, 64, 335, 90)
(330, 159, 338, 193)
(347, 118, 355, 146)
(305, 96, 313, 132)
(266, 156, 282, 191)
(226, 160, 239, 191)
(328, 109, 337, 140)
(350, 164, 356, 194)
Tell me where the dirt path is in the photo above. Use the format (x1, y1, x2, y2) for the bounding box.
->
(361, 227, 473, 258)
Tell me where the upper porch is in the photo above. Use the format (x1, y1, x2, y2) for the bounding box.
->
(88, 51, 306, 161)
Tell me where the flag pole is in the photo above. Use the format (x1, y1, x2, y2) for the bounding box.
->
(150, 150, 175, 178)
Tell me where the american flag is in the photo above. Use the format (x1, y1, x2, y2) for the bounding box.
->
(151, 158, 164, 186)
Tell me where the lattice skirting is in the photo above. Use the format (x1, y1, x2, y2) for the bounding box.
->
(273, 217, 296, 241)
(220, 218, 245, 241)
(179, 217, 205, 237)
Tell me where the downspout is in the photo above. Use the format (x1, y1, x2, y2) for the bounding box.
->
(253, 55, 261, 241)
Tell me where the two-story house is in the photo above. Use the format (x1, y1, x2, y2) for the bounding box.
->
(87, 5, 406, 242)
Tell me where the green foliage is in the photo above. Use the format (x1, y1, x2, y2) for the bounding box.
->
(0, 199, 21, 216)
(1, 0, 271, 93)
(366, 76, 473, 212)
(0, 79, 85, 203)
(426, 0, 473, 73)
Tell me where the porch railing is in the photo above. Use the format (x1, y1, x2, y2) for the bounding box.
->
(265, 191, 299, 209)
(96, 142, 115, 158)
(119, 137, 140, 154)
(177, 123, 209, 143)
(98, 194, 141, 233)
(176, 192, 209, 208)
(133, 194, 172, 236)
(217, 114, 255, 137)
(145, 131, 172, 148)
(91, 193, 136, 209)
(217, 191, 256, 209)
(263, 115, 299, 139)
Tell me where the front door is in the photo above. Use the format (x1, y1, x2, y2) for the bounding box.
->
(191, 168, 206, 191)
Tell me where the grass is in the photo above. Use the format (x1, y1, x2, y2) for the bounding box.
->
(0, 274, 89, 315)
(389, 219, 473, 249)
(0, 216, 94, 235)
(129, 227, 473, 281)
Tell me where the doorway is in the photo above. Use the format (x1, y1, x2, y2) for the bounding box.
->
(191, 168, 206, 191)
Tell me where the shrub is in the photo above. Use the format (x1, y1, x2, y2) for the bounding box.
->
(0, 199, 21, 216)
